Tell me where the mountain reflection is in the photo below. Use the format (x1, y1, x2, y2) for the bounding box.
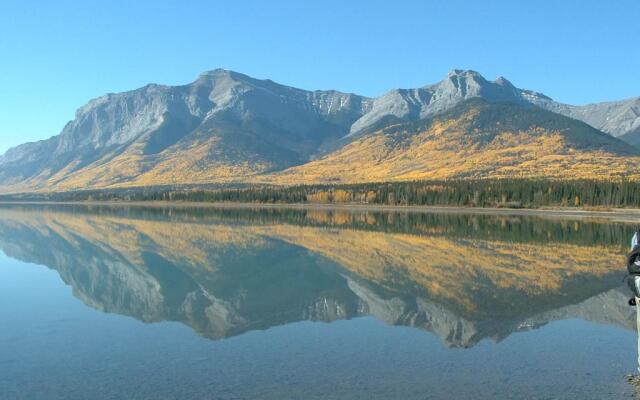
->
(0, 204, 635, 347)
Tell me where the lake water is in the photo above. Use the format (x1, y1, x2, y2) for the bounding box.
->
(0, 204, 639, 399)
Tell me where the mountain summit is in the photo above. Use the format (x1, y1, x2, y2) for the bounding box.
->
(1, 69, 639, 192)
(347, 69, 640, 138)
(347, 69, 532, 136)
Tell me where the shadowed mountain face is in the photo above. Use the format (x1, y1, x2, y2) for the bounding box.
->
(1, 69, 639, 192)
(530, 96, 640, 138)
(621, 125, 640, 147)
(0, 204, 634, 347)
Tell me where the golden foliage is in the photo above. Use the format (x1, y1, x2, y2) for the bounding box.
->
(263, 122, 640, 184)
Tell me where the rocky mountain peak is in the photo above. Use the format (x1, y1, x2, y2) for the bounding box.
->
(199, 67, 231, 76)
(432, 69, 491, 97)
(348, 69, 522, 136)
(494, 76, 515, 88)
(195, 68, 251, 84)
(446, 69, 482, 78)
(442, 69, 487, 87)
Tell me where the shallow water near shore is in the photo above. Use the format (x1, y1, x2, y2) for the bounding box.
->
(0, 203, 638, 399)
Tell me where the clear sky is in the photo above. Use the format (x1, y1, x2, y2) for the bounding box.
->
(1, 0, 639, 154)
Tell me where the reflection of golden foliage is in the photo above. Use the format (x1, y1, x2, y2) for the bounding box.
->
(304, 210, 358, 225)
(246, 224, 622, 312)
(0, 209, 267, 271)
(0, 208, 623, 314)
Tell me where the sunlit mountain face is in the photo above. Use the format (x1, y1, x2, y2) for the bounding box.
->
(0, 204, 634, 347)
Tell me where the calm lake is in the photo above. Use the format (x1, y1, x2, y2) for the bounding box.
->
(0, 204, 638, 399)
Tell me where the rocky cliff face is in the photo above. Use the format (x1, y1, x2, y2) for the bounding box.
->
(529, 96, 640, 138)
(347, 70, 530, 136)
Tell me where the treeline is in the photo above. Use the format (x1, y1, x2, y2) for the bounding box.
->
(4, 202, 634, 249)
(8, 179, 640, 209)
(127, 179, 640, 208)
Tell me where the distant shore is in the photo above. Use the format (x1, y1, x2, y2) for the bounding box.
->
(3, 200, 640, 222)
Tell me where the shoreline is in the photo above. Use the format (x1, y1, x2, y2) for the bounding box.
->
(2, 200, 640, 222)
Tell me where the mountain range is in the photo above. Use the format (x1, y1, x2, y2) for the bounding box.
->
(1, 69, 640, 192)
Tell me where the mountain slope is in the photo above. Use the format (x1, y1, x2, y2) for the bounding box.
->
(266, 99, 640, 184)
(530, 96, 640, 138)
(620, 125, 640, 147)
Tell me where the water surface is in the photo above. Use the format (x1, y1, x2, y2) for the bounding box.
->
(0, 204, 638, 399)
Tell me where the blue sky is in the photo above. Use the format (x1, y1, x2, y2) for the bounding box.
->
(1, 0, 639, 154)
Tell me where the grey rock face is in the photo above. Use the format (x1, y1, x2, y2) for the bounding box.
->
(620, 126, 640, 147)
(348, 70, 527, 136)
(528, 96, 640, 138)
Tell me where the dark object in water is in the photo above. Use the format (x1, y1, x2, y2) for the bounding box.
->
(625, 230, 640, 304)
(628, 245, 640, 276)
